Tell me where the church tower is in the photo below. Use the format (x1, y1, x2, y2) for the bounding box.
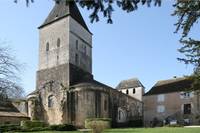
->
(36, 1, 93, 90)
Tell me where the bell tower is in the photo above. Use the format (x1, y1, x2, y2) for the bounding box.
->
(36, 1, 93, 90)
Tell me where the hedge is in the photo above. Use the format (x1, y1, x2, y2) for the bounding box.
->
(21, 120, 46, 129)
(85, 118, 111, 129)
(50, 124, 77, 131)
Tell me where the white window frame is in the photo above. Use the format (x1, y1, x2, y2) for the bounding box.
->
(157, 94, 165, 102)
(180, 92, 194, 99)
(157, 105, 165, 113)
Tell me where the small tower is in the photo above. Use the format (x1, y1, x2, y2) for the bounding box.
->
(36, 1, 93, 90)
(116, 78, 145, 101)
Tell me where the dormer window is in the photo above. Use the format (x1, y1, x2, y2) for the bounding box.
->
(46, 42, 49, 52)
(55, 14, 58, 19)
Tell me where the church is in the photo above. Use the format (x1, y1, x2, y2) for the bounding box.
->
(0, 1, 143, 128)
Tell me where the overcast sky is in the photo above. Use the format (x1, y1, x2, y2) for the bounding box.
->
(0, 0, 195, 95)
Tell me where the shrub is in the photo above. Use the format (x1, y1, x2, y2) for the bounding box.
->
(50, 124, 77, 131)
(164, 124, 183, 127)
(21, 120, 46, 129)
(0, 124, 21, 132)
(128, 120, 143, 127)
(85, 118, 111, 133)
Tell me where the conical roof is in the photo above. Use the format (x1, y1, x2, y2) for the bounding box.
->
(39, 1, 91, 33)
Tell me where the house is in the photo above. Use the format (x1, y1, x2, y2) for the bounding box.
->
(0, 98, 29, 125)
(143, 77, 200, 127)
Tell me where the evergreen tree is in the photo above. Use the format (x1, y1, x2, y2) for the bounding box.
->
(15, 0, 161, 23)
(173, 0, 200, 90)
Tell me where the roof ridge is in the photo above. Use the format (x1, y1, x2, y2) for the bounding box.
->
(38, 1, 91, 33)
(154, 77, 186, 87)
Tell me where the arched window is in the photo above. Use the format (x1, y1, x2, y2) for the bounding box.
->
(48, 95, 54, 108)
(84, 45, 87, 54)
(46, 42, 49, 52)
(133, 88, 136, 94)
(57, 38, 60, 48)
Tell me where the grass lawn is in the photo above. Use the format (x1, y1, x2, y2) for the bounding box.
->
(15, 127, 200, 133)
(104, 127, 200, 133)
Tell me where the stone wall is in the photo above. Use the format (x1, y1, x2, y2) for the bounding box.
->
(0, 116, 29, 125)
(38, 17, 70, 70)
(69, 17, 92, 73)
(121, 87, 144, 101)
(68, 82, 143, 128)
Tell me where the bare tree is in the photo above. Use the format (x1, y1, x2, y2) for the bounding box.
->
(0, 45, 24, 100)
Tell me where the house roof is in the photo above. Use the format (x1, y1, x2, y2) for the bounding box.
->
(116, 78, 144, 90)
(72, 80, 114, 90)
(0, 100, 28, 118)
(0, 101, 19, 112)
(38, 1, 91, 34)
(144, 77, 192, 96)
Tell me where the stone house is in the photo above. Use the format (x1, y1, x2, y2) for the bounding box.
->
(116, 78, 145, 101)
(0, 98, 29, 125)
(144, 77, 200, 127)
(24, 1, 143, 128)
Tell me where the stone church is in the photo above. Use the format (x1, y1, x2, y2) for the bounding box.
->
(0, 1, 143, 127)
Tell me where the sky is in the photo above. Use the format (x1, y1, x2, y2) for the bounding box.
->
(0, 0, 195, 95)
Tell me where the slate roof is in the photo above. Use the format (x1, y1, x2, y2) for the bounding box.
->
(38, 0, 91, 34)
(116, 78, 144, 90)
(72, 80, 114, 90)
(144, 77, 193, 96)
(27, 90, 38, 96)
(0, 101, 18, 112)
(0, 100, 28, 118)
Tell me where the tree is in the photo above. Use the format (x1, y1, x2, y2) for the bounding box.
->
(173, 0, 200, 90)
(14, 0, 161, 23)
(0, 45, 24, 99)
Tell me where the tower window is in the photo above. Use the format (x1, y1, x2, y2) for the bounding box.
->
(133, 88, 136, 94)
(57, 38, 60, 48)
(126, 89, 129, 95)
(48, 95, 54, 108)
(75, 53, 79, 65)
(84, 45, 87, 54)
(46, 42, 49, 51)
(76, 40, 78, 50)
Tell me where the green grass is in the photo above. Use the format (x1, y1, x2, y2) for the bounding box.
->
(14, 127, 200, 133)
(104, 127, 200, 133)
(14, 131, 81, 133)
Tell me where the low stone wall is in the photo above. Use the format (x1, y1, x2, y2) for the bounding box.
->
(0, 116, 29, 125)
